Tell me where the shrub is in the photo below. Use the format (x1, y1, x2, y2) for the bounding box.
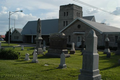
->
(0, 49, 19, 59)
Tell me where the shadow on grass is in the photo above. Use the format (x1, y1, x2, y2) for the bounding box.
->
(99, 53, 120, 71)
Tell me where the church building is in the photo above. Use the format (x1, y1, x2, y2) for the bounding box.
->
(20, 4, 120, 47)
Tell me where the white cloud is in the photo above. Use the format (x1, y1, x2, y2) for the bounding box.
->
(112, 7, 120, 15)
(86, 8, 99, 14)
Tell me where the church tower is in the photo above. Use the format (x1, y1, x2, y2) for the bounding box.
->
(58, 4, 83, 31)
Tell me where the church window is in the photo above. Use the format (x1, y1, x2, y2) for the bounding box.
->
(68, 35, 71, 42)
(64, 12, 66, 16)
(63, 21, 65, 26)
(66, 21, 68, 26)
(78, 25, 81, 29)
(67, 12, 68, 16)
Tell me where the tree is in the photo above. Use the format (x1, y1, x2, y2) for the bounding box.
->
(5, 30, 11, 42)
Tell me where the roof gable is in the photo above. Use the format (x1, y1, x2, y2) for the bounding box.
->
(12, 28, 22, 35)
(59, 18, 120, 34)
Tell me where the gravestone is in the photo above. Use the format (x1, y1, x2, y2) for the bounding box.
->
(58, 52, 67, 68)
(70, 42, 75, 54)
(32, 52, 38, 63)
(25, 53, 30, 61)
(32, 49, 37, 55)
(21, 45, 24, 50)
(45, 33, 70, 58)
(103, 35, 110, 54)
(115, 33, 120, 55)
(0, 42, 1, 49)
(35, 18, 43, 54)
(78, 29, 102, 80)
(81, 37, 85, 55)
(43, 40, 46, 52)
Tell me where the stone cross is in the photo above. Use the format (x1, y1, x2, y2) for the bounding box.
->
(32, 51, 38, 63)
(21, 45, 24, 50)
(0, 42, 1, 49)
(35, 18, 43, 54)
(43, 40, 46, 52)
(25, 53, 30, 61)
(115, 33, 120, 55)
(78, 29, 102, 80)
(103, 35, 110, 54)
(70, 42, 75, 54)
(58, 52, 67, 68)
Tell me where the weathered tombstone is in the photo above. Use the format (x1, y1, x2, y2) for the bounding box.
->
(43, 40, 46, 52)
(21, 45, 24, 50)
(0, 42, 1, 49)
(70, 42, 75, 54)
(45, 33, 70, 58)
(115, 33, 120, 55)
(103, 35, 110, 54)
(35, 18, 43, 55)
(81, 37, 85, 55)
(32, 52, 38, 63)
(78, 29, 102, 80)
(25, 53, 30, 61)
(58, 52, 67, 68)
(32, 49, 37, 55)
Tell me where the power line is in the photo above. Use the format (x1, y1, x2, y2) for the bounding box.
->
(73, 0, 117, 16)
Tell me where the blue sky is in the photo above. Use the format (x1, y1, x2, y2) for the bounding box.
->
(0, 0, 120, 35)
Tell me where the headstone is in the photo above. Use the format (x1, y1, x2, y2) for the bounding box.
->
(32, 49, 37, 55)
(25, 53, 30, 61)
(103, 35, 111, 54)
(115, 33, 120, 55)
(21, 45, 24, 50)
(106, 52, 111, 58)
(32, 52, 38, 63)
(70, 42, 75, 54)
(0, 42, 1, 49)
(58, 52, 67, 68)
(43, 40, 46, 52)
(81, 37, 85, 55)
(35, 18, 43, 54)
(78, 29, 102, 80)
(45, 33, 70, 58)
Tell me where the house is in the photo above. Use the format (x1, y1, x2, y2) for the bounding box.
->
(11, 28, 23, 42)
(21, 4, 120, 47)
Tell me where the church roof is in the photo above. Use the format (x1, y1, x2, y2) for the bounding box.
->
(12, 28, 22, 35)
(59, 18, 120, 34)
(82, 16, 95, 21)
(21, 19, 58, 35)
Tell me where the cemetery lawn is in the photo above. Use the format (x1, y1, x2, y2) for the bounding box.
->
(0, 47, 120, 80)
(0, 41, 19, 47)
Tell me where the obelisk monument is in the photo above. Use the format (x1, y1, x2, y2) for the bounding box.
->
(35, 18, 43, 54)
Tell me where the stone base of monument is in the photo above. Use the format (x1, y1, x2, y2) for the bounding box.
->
(45, 49, 70, 58)
(78, 71, 102, 80)
(37, 48, 43, 55)
(115, 50, 120, 55)
(103, 48, 110, 54)
(58, 64, 67, 69)
(70, 50, 75, 54)
(32, 60, 38, 63)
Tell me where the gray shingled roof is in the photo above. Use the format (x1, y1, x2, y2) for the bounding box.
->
(82, 16, 94, 21)
(59, 18, 120, 34)
(21, 19, 58, 35)
(16, 28, 22, 33)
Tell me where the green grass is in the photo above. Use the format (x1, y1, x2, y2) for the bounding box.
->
(0, 41, 19, 46)
(0, 46, 120, 80)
